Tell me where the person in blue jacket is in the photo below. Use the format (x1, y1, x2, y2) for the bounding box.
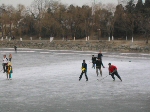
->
(79, 60, 88, 81)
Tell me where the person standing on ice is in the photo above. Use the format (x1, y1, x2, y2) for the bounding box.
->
(79, 60, 88, 81)
(2, 55, 8, 73)
(91, 55, 96, 69)
(96, 58, 105, 76)
(14, 45, 17, 53)
(9, 53, 12, 62)
(7, 62, 13, 80)
(97, 50, 103, 61)
(108, 63, 122, 81)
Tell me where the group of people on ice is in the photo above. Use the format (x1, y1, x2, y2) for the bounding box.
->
(2, 54, 13, 80)
(1, 46, 17, 80)
(2, 48, 122, 82)
(79, 50, 122, 82)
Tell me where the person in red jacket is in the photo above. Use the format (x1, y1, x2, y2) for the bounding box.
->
(108, 63, 122, 81)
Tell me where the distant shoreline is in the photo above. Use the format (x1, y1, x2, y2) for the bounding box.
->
(0, 40, 150, 53)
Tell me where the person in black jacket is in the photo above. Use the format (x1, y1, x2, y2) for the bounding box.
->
(97, 50, 103, 60)
(14, 45, 17, 53)
(96, 58, 105, 76)
(79, 60, 88, 81)
(91, 55, 96, 69)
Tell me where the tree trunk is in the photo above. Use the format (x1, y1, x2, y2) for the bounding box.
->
(146, 34, 148, 44)
(1, 23, 4, 37)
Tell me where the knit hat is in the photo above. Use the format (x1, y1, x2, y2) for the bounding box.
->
(108, 63, 111, 65)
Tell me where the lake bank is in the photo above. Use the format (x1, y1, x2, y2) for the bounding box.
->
(0, 40, 150, 53)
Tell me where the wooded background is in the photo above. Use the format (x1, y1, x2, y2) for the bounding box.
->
(0, 0, 150, 43)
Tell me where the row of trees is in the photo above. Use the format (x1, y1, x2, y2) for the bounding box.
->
(0, 0, 150, 43)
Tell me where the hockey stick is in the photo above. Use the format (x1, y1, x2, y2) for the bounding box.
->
(89, 61, 92, 64)
(97, 75, 108, 81)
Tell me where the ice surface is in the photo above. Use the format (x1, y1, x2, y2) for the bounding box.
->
(0, 48, 150, 112)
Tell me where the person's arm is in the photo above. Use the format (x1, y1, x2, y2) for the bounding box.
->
(81, 63, 83, 70)
(112, 69, 117, 73)
(101, 62, 105, 68)
(108, 67, 111, 75)
(85, 63, 87, 72)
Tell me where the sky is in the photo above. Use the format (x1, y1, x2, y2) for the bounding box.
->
(0, 0, 146, 8)
(0, 0, 119, 7)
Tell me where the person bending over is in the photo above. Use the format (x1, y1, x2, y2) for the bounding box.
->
(108, 63, 122, 81)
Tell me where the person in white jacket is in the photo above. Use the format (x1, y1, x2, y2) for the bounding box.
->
(2, 55, 8, 73)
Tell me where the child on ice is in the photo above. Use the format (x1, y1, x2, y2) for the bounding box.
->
(7, 62, 13, 80)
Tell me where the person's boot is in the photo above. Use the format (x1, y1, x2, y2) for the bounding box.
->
(79, 77, 81, 81)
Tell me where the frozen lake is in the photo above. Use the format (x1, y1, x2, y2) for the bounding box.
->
(0, 48, 150, 112)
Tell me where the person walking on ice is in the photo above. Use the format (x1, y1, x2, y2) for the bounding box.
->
(79, 60, 88, 81)
(108, 63, 122, 81)
(96, 58, 105, 76)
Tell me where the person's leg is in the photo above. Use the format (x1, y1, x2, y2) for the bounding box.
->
(114, 71, 122, 81)
(96, 68, 98, 76)
(9, 73, 12, 79)
(3, 63, 7, 73)
(3, 64, 5, 73)
(6, 73, 8, 79)
(111, 73, 115, 81)
(100, 68, 102, 76)
(85, 72, 88, 81)
(79, 72, 83, 81)
(92, 63, 94, 68)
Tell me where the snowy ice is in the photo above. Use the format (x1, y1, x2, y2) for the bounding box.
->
(0, 48, 150, 112)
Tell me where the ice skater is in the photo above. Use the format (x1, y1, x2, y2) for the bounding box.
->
(108, 63, 122, 81)
(91, 55, 96, 69)
(2, 55, 8, 73)
(96, 58, 105, 76)
(79, 60, 88, 81)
